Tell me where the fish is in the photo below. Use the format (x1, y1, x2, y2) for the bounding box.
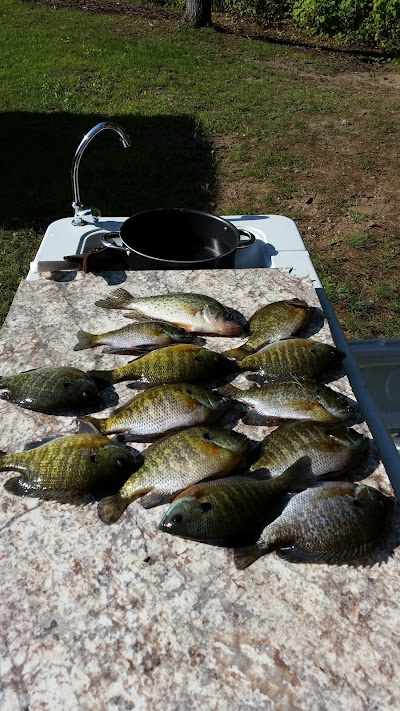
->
(0, 366, 102, 414)
(234, 481, 394, 569)
(95, 289, 245, 336)
(159, 457, 316, 546)
(0, 434, 142, 504)
(97, 426, 250, 524)
(220, 379, 352, 425)
(88, 344, 237, 388)
(73, 321, 193, 354)
(225, 299, 310, 360)
(78, 384, 231, 441)
(239, 338, 345, 380)
(249, 421, 368, 478)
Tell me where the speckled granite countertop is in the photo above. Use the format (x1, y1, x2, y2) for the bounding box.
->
(0, 269, 399, 711)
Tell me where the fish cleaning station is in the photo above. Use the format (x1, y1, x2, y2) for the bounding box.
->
(1, 122, 399, 710)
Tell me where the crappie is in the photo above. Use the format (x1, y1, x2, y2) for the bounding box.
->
(159, 457, 316, 546)
(234, 481, 394, 569)
(221, 379, 352, 425)
(78, 384, 231, 441)
(88, 344, 236, 388)
(0, 366, 102, 414)
(97, 426, 250, 524)
(74, 321, 193, 354)
(225, 299, 310, 360)
(0, 434, 142, 504)
(239, 338, 345, 380)
(95, 289, 245, 336)
(250, 422, 368, 478)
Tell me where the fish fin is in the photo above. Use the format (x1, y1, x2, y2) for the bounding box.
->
(248, 468, 272, 481)
(73, 329, 96, 351)
(76, 417, 102, 434)
(233, 545, 264, 570)
(87, 369, 115, 385)
(241, 410, 284, 426)
(122, 312, 151, 322)
(140, 489, 177, 509)
(3, 477, 94, 505)
(97, 492, 130, 524)
(23, 436, 63, 451)
(222, 346, 250, 361)
(101, 345, 143, 355)
(216, 383, 242, 399)
(279, 455, 317, 492)
(95, 288, 134, 310)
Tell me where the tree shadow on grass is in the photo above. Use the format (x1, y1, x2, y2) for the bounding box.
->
(0, 111, 217, 230)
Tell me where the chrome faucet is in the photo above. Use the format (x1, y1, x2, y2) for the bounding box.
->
(71, 121, 131, 226)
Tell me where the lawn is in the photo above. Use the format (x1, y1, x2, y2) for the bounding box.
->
(1, 0, 399, 337)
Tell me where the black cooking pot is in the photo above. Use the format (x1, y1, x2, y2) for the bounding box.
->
(99, 208, 256, 269)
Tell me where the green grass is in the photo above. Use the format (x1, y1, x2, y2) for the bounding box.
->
(0, 0, 399, 337)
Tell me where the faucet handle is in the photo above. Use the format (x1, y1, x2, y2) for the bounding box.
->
(72, 203, 100, 226)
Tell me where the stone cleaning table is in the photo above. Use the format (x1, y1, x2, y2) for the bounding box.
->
(0, 268, 399, 711)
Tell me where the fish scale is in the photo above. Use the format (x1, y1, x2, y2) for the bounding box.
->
(234, 482, 394, 569)
(250, 421, 368, 478)
(97, 426, 250, 524)
(0, 434, 141, 503)
(239, 338, 345, 379)
(88, 344, 234, 387)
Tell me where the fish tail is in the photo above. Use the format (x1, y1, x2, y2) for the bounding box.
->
(222, 346, 250, 361)
(87, 369, 115, 386)
(97, 492, 130, 524)
(73, 329, 97, 351)
(95, 288, 134, 310)
(76, 417, 103, 434)
(279, 455, 317, 492)
(234, 545, 264, 570)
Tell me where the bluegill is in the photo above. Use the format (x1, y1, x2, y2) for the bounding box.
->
(88, 344, 236, 388)
(239, 338, 345, 381)
(234, 481, 394, 569)
(97, 426, 250, 524)
(220, 379, 352, 425)
(0, 434, 142, 504)
(74, 321, 193, 354)
(225, 299, 310, 360)
(0, 366, 101, 414)
(78, 384, 231, 441)
(95, 289, 245, 336)
(159, 457, 316, 546)
(250, 422, 368, 478)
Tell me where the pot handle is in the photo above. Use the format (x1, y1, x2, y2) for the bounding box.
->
(99, 232, 128, 252)
(237, 229, 256, 249)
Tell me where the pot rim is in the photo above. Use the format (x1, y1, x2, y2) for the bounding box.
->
(120, 208, 240, 265)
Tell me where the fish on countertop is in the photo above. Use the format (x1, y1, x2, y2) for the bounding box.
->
(95, 289, 246, 336)
(239, 338, 345, 381)
(0, 434, 142, 504)
(159, 457, 316, 546)
(78, 383, 232, 441)
(74, 321, 193, 354)
(97, 426, 250, 524)
(225, 299, 310, 360)
(234, 481, 395, 569)
(249, 421, 369, 479)
(219, 379, 353, 425)
(88, 344, 238, 388)
(0, 366, 102, 414)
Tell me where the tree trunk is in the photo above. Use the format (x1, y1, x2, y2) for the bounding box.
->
(182, 0, 212, 27)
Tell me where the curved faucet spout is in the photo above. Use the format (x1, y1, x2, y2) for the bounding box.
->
(71, 121, 131, 226)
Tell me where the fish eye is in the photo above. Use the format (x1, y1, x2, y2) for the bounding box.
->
(352, 498, 364, 508)
(171, 514, 182, 524)
(200, 502, 212, 513)
(186, 388, 193, 395)
(90, 454, 100, 463)
(203, 433, 212, 440)
(63, 381, 72, 389)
